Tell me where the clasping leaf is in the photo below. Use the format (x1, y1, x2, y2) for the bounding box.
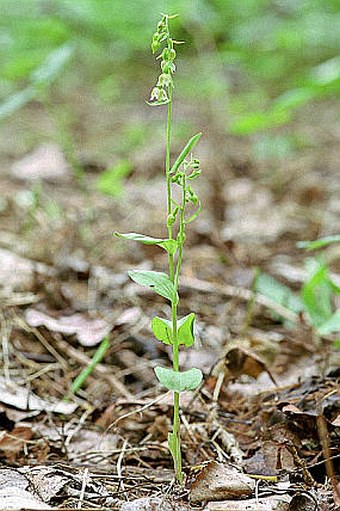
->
(128, 270, 179, 304)
(155, 366, 203, 392)
(115, 232, 178, 255)
(170, 132, 202, 174)
(152, 312, 196, 346)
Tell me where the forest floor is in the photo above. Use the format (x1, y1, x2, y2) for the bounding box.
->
(0, 97, 339, 510)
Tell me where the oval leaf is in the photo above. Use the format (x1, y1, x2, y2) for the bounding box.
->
(170, 132, 202, 174)
(152, 316, 173, 344)
(178, 313, 195, 346)
(128, 270, 178, 304)
(115, 232, 177, 255)
(154, 366, 203, 392)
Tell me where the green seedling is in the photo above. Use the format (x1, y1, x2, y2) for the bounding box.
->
(96, 160, 133, 197)
(114, 14, 203, 484)
(255, 235, 340, 346)
(66, 336, 110, 400)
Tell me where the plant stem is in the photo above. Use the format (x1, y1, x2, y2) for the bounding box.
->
(164, 79, 183, 484)
(166, 85, 174, 282)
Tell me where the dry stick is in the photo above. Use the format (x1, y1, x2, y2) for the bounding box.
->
(116, 439, 128, 493)
(316, 395, 340, 506)
(77, 468, 88, 510)
(0, 310, 12, 383)
(0, 292, 40, 307)
(13, 315, 69, 370)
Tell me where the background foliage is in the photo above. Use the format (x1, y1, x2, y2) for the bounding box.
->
(1, 0, 340, 166)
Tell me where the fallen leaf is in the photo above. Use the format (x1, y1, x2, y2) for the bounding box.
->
(207, 496, 291, 510)
(225, 347, 277, 385)
(25, 309, 111, 346)
(10, 143, 70, 182)
(120, 497, 188, 511)
(0, 426, 33, 461)
(0, 248, 53, 293)
(0, 468, 50, 510)
(190, 461, 255, 503)
(0, 378, 77, 414)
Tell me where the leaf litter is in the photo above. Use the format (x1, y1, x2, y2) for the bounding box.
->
(0, 75, 340, 511)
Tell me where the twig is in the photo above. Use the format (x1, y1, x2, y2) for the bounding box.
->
(77, 468, 89, 510)
(116, 439, 128, 493)
(110, 391, 172, 429)
(0, 310, 12, 383)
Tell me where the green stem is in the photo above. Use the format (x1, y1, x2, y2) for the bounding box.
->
(171, 174, 187, 484)
(166, 85, 174, 282)
(165, 75, 182, 483)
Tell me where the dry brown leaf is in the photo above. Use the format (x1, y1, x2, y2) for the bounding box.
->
(225, 347, 277, 385)
(0, 426, 33, 460)
(190, 461, 255, 503)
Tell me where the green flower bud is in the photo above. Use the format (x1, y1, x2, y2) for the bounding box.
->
(151, 34, 161, 54)
(190, 158, 200, 169)
(157, 73, 172, 88)
(167, 214, 176, 227)
(168, 49, 176, 61)
(187, 169, 201, 180)
(161, 61, 176, 74)
(186, 187, 198, 205)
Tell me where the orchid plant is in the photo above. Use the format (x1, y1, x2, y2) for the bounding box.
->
(115, 14, 203, 484)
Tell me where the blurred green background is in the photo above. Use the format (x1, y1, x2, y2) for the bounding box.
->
(1, 0, 340, 182)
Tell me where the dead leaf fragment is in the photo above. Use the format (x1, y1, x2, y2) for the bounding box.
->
(10, 143, 70, 182)
(0, 468, 50, 510)
(225, 347, 277, 385)
(120, 497, 188, 511)
(25, 309, 111, 346)
(207, 495, 291, 510)
(0, 378, 77, 414)
(0, 425, 33, 460)
(190, 461, 255, 503)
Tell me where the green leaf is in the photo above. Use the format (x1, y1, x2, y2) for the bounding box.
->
(151, 316, 173, 345)
(302, 259, 333, 328)
(170, 133, 202, 174)
(168, 432, 176, 462)
(297, 234, 340, 251)
(178, 313, 195, 346)
(154, 366, 203, 392)
(151, 313, 195, 346)
(229, 109, 291, 135)
(96, 160, 132, 197)
(128, 270, 178, 304)
(255, 272, 303, 314)
(115, 232, 178, 255)
(318, 310, 340, 335)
